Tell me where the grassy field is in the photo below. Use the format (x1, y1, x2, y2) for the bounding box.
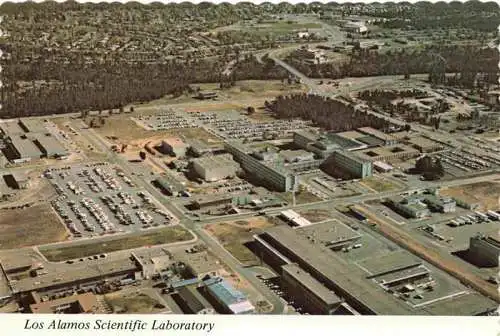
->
(205, 218, 276, 266)
(104, 290, 165, 314)
(440, 181, 500, 211)
(39, 226, 193, 262)
(0, 203, 69, 249)
(360, 177, 400, 192)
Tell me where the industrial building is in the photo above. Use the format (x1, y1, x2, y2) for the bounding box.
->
(292, 47, 328, 65)
(337, 130, 385, 148)
(200, 277, 255, 314)
(0, 178, 14, 200)
(173, 285, 216, 314)
(468, 233, 499, 267)
(3, 172, 29, 189)
(225, 141, 298, 192)
(407, 136, 445, 153)
(29, 292, 101, 314)
(388, 196, 431, 218)
(295, 221, 361, 251)
(188, 139, 224, 157)
(0, 121, 25, 137)
(356, 145, 420, 163)
(341, 21, 369, 34)
(2, 135, 43, 163)
(34, 134, 69, 159)
(253, 225, 418, 315)
(293, 130, 319, 150)
(18, 119, 47, 134)
(2, 255, 140, 294)
(321, 150, 373, 179)
(423, 196, 456, 213)
(190, 154, 240, 182)
(281, 263, 342, 315)
(173, 251, 224, 280)
(357, 127, 397, 146)
(160, 137, 188, 157)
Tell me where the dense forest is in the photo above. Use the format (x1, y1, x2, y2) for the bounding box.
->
(267, 94, 392, 131)
(288, 45, 498, 84)
(1, 1, 498, 118)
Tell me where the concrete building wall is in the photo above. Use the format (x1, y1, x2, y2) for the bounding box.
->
(225, 142, 295, 192)
(469, 236, 499, 267)
(330, 151, 373, 178)
(281, 265, 341, 315)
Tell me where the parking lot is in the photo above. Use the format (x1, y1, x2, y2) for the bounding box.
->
(189, 110, 310, 141)
(434, 149, 500, 178)
(255, 275, 304, 315)
(134, 109, 195, 130)
(46, 162, 177, 238)
(415, 211, 500, 251)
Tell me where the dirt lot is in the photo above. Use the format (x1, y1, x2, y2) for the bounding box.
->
(104, 289, 165, 314)
(280, 190, 322, 205)
(299, 208, 335, 223)
(440, 181, 500, 211)
(39, 226, 193, 262)
(360, 176, 400, 192)
(136, 80, 307, 114)
(205, 218, 276, 266)
(0, 203, 69, 249)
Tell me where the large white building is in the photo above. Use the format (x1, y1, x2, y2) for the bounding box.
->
(191, 154, 239, 182)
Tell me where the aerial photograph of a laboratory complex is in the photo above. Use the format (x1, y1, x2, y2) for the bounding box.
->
(0, 1, 498, 316)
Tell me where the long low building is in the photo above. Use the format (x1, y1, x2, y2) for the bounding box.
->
(254, 225, 419, 315)
(279, 210, 312, 227)
(2, 135, 42, 163)
(33, 134, 69, 158)
(200, 277, 255, 314)
(281, 263, 342, 315)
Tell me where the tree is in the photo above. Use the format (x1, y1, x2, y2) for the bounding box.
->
(247, 106, 256, 115)
(139, 151, 147, 161)
(414, 156, 444, 180)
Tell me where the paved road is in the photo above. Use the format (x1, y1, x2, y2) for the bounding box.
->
(78, 125, 286, 314)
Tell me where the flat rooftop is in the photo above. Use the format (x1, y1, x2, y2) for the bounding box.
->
(407, 136, 442, 150)
(261, 225, 418, 315)
(418, 292, 497, 316)
(34, 134, 68, 155)
(192, 154, 237, 169)
(9, 257, 138, 293)
(357, 127, 396, 142)
(19, 119, 47, 133)
(173, 251, 222, 276)
(336, 131, 365, 140)
(282, 263, 342, 306)
(0, 122, 25, 137)
(356, 250, 422, 277)
(0, 267, 12, 299)
(295, 221, 361, 247)
(29, 292, 100, 313)
(8, 135, 42, 159)
(356, 145, 420, 162)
